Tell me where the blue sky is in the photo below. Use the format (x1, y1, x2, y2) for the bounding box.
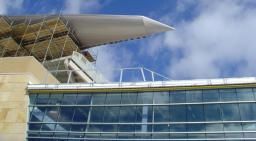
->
(2, 0, 256, 81)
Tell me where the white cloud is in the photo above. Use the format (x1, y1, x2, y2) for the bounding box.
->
(63, 0, 102, 14)
(147, 0, 256, 79)
(0, 0, 23, 14)
(95, 45, 134, 81)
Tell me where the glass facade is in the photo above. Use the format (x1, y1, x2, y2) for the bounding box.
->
(27, 88, 256, 140)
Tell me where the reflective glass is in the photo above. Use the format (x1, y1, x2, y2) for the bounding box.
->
(73, 107, 89, 122)
(154, 106, 169, 122)
(204, 104, 221, 121)
(224, 123, 242, 131)
(119, 124, 135, 132)
(48, 94, 63, 105)
(187, 105, 204, 121)
(29, 94, 37, 104)
(153, 124, 170, 132)
(43, 107, 59, 122)
(186, 90, 202, 103)
(170, 124, 186, 132)
(137, 92, 153, 104)
(219, 89, 237, 101)
(35, 94, 49, 104)
(170, 105, 186, 122)
(170, 91, 186, 103)
(239, 103, 256, 120)
(154, 91, 169, 104)
(203, 90, 219, 102)
(242, 123, 256, 131)
(58, 107, 74, 122)
(206, 133, 224, 138)
(221, 104, 241, 121)
(136, 106, 153, 123)
(103, 107, 119, 122)
(105, 93, 121, 104)
(121, 93, 137, 104)
(236, 88, 255, 101)
(41, 123, 56, 131)
(30, 107, 46, 121)
(76, 94, 91, 105)
(205, 123, 223, 131)
(71, 124, 86, 131)
(90, 107, 105, 122)
(62, 94, 77, 105)
(187, 124, 205, 132)
(119, 106, 136, 122)
(92, 93, 106, 104)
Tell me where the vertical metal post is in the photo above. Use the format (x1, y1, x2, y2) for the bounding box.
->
(42, 15, 61, 64)
(151, 72, 154, 82)
(67, 70, 72, 83)
(141, 67, 146, 81)
(1, 19, 14, 57)
(29, 16, 47, 56)
(15, 17, 31, 57)
(119, 69, 123, 83)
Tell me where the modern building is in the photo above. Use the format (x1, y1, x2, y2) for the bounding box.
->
(0, 14, 255, 141)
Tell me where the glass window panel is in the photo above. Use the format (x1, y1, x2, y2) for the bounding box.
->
(62, 94, 77, 105)
(153, 124, 170, 132)
(121, 93, 137, 104)
(244, 133, 256, 138)
(71, 124, 86, 132)
(206, 133, 224, 138)
(154, 106, 169, 122)
(73, 107, 89, 122)
(40, 123, 56, 131)
(101, 133, 117, 138)
(204, 104, 221, 121)
(225, 133, 243, 138)
(170, 105, 186, 122)
(39, 132, 54, 137)
(170, 91, 186, 103)
(203, 90, 219, 102)
(219, 89, 237, 101)
(43, 107, 59, 122)
(30, 107, 47, 121)
(118, 133, 135, 139)
(87, 124, 102, 132)
(239, 103, 256, 120)
(236, 88, 254, 101)
(48, 94, 63, 105)
(136, 106, 153, 123)
(152, 132, 169, 139)
(221, 104, 241, 121)
(187, 133, 205, 139)
(92, 93, 106, 104)
(119, 106, 136, 122)
(187, 124, 205, 132)
(103, 107, 119, 122)
(58, 107, 74, 122)
(102, 124, 118, 132)
(90, 107, 105, 122)
(76, 94, 91, 105)
(186, 90, 202, 103)
(135, 124, 152, 132)
(54, 132, 69, 138)
(119, 124, 135, 132)
(105, 93, 121, 104)
(224, 123, 242, 131)
(170, 133, 187, 139)
(55, 124, 71, 131)
(205, 123, 223, 131)
(154, 91, 169, 104)
(35, 94, 49, 104)
(187, 105, 204, 121)
(242, 123, 256, 131)
(29, 94, 37, 105)
(137, 92, 153, 104)
(29, 123, 42, 130)
(170, 124, 186, 132)
(69, 133, 85, 138)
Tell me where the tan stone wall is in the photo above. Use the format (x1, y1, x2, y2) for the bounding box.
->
(0, 56, 59, 141)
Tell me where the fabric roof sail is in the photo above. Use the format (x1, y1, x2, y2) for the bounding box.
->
(8, 14, 174, 49)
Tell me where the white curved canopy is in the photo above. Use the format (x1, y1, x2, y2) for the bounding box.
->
(9, 14, 174, 49)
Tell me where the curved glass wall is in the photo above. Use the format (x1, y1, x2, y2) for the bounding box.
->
(27, 88, 256, 140)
